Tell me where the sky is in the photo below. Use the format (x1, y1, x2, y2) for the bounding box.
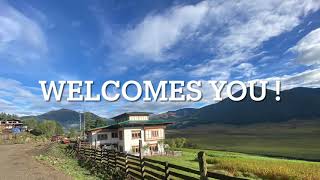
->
(0, 0, 320, 118)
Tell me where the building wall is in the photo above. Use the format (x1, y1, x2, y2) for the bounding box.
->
(123, 127, 165, 154)
(123, 127, 144, 152)
(128, 115, 149, 121)
(89, 126, 165, 155)
(89, 130, 121, 147)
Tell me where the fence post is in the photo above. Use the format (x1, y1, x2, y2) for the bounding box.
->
(78, 140, 81, 154)
(125, 152, 129, 177)
(100, 149, 103, 163)
(106, 150, 109, 169)
(164, 161, 169, 180)
(139, 139, 145, 179)
(115, 151, 118, 168)
(198, 151, 208, 180)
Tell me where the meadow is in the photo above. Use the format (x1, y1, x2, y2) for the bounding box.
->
(167, 119, 320, 161)
(151, 148, 320, 180)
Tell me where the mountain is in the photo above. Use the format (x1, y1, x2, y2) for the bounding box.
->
(165, 87, 320, 128)
(22, 108, 112, 128)
(151, 108, 197, 119)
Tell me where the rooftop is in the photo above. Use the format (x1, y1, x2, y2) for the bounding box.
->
(87, 119, 173, 132)
(111, 112, 152, 120)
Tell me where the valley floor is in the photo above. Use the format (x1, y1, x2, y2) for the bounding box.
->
(168, 119, 320, 161)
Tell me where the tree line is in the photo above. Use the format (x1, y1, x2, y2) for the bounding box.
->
(0, 113, 18, 121)
(23, 118, 64, 137)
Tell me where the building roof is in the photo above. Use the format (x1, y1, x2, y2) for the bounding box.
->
(86, 119, 173, 132)
(111, 112, 151, 120)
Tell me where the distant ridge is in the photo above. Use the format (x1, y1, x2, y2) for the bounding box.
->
(155, 87, 320, 128)
(21, 108, 112, 128)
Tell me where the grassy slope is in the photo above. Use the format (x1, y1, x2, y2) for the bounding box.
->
(167, 119, 320, 160)
(35, 143, 99, 180)
(151, 148, 320, 180)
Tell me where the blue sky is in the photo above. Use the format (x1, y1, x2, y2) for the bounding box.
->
(0, 0, 320, 117)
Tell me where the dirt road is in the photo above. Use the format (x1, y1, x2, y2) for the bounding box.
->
(0, 144, 72, 180)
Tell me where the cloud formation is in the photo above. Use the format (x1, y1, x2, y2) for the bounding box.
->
(190, 0, 320, 79)
(123, 1, 209, 61)
(291, 28, 320, 65)
(0, 1, 47, 64)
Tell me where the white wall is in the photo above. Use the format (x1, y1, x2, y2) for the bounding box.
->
(89, 131, 121, 147)
(88, 126, 166, 155)
(123, 127, 144, 152)
(128, 115, 149, 121)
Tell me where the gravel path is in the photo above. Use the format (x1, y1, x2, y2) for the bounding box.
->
(0, 144, 72, 180)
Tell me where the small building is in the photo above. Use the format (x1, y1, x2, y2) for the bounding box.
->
(86, 112, 172, 155)
(0, 119, 25, 132)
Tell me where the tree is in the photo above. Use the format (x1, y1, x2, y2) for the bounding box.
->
(165, 138, 187, 149)
(23, 118, 38, 129)
(68, 128, 77, 138)
(175, 138, 187, 148)
(55, 122, 64, 135)
(95, 118, 107, 128)
(0, 112, 18, 121)
(37, 120, 64, 137)
(83, 112, 107, 129)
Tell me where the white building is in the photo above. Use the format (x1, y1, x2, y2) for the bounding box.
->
(0, 119, 25, 132)
(86, 112, 172, 155)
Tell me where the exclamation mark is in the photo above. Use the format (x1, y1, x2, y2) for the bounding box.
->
(275, 80, 281, 102)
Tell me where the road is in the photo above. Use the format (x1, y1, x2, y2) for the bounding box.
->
(0, 144, 72, 180)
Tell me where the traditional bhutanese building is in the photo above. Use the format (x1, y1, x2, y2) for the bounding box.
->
(0, 119, 25, 133)
(86, 112, 172, 155)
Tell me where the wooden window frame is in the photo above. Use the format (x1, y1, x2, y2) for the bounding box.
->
(97, 134, 108, 140)
(151, 130, 159, 138)
(119, 130, 123, 140)
(131, 130, 141, 139)
(111, 132, 118, 138)
(131, 146, 140, 153)
(149, 144, 158, 152)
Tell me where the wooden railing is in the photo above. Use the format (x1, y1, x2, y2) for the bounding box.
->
(71, 141, 249, 180)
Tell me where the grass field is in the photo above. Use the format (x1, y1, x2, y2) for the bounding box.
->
(167, 119, 320, 161)
(151, 148, 320, 180)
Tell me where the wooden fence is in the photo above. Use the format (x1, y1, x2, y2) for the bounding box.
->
(72, 142, 248, 180)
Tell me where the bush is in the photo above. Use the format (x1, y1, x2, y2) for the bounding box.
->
(165, 138, 197, 149)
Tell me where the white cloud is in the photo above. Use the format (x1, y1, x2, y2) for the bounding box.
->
(291, 28, 320, 65)
(234, 63, 257, 78)
(189, 0, 320, 78)
(0, 1, 47, 64)
(123, 1, 209, 61)
(256, 68, 320, 90)
(121, 0, 320, 65)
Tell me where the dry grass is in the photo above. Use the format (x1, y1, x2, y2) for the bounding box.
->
(208, 156, 320, 180)
(152, 148, 320, 180)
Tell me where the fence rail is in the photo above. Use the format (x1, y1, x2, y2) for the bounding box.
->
(71, 141, 248, 180)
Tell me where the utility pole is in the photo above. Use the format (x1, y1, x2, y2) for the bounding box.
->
(83, 111, 86, 140)
(79, 111, 82, 138)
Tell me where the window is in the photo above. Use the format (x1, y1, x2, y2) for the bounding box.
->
(151, 130, 159, 138)
(131, 130, 141, 139)
(111, 132, 118, 138)
(97, 134, 108, 140)
(149, 144, 158, 152)
(131, 146, 140, 153)
(119, 131, 123, 140)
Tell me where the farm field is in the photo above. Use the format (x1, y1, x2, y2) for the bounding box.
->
(167, 119, 320, 161)
(151, 148, 320, 180)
